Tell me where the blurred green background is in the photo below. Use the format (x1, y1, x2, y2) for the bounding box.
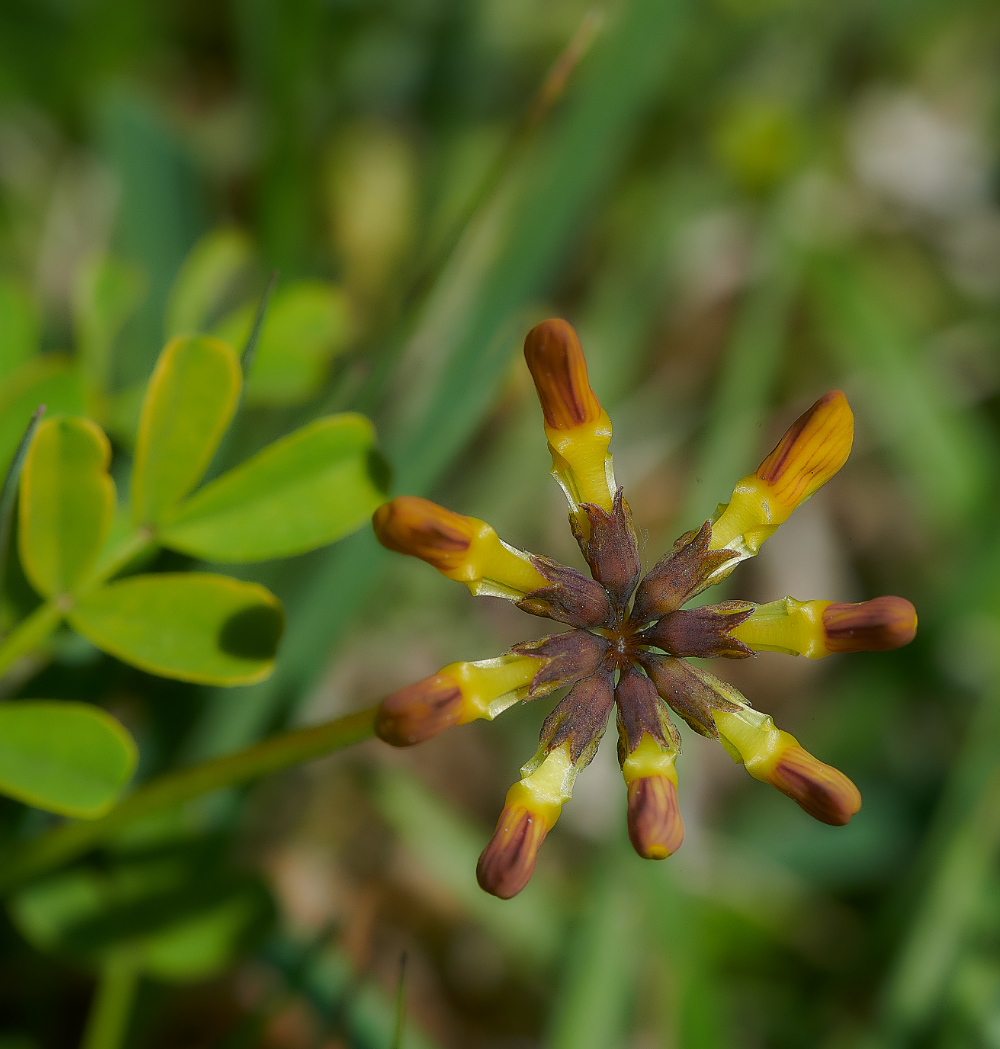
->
(2, 0, 1000, 1046)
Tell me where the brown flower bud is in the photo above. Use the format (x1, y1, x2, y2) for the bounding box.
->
(627, 775, 684, 859)
(822, 596, 917, 653)
(372, 497, 474, 572)
(523, 319, 602, 431)
(375, 672, 463, 747)
(766, 745, 861, 826)
(755, 390, 854, 512)
(476, 804, 549, 899)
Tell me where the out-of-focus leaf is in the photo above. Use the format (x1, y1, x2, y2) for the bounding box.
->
(140, 885, 271, 981)
(0, 279, 39, 381)
(131, 335, 241, 526)
(72, 256, 147, 395)
(166, 228, 254, 338)
(19, 416, 115, 597)
(95, 89, 208, 386)
(9, 850, 274, 981)
(69, 573, 283, 685)
(158, 414, 387, 562)
(214, 281, 352, 406)
(0, 702, 136, 818)
(811, 253, 995, 530)
(546, 856, 637, 1049)
(682, 235, 800, 524)
(0, 356, 86, 478)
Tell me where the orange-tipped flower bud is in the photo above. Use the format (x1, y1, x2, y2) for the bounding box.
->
(522, 319, 615, 513)
(372, 496, 547, 598)
(765, 744, 862, 826)
(755, 390, 854, 513)
(477, 742, 575, 898)
(373, 496, 474, 572)
(376, 672, 463, 746)
(523, 319, 603, 431)
(710, 392, 855, 557)
(822, 596, 917, 653)
(714, 707, 861, 826)
(627, 775, 684, 859)
(476, 804, 549, 899)
(375, 654, 547, 747)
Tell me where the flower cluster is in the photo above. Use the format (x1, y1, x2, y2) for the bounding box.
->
(372, 319, 917, 899)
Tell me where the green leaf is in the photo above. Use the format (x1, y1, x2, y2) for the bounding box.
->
(139, 885, 271, 981)
(0, 702, 136, 818)
(0, 356, 86, 478)
(166, 228, 254, 337)
(214, 281, 351, 406)
(69, 573, 283, 685)
(19, 416, 116, 598)
(158, 414, 387, 562)
(72, 255, 147, 395)
(0, 278, 39, 381)
(131, 335, 241, 526)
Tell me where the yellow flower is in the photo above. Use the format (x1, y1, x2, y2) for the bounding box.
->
(372, 319, 917, 898)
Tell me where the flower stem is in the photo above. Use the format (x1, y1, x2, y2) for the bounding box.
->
(80, 951, 140, 1049)
(0, 706, 377, 895)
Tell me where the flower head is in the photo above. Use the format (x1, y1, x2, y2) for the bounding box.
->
(372, 319, 917, 898)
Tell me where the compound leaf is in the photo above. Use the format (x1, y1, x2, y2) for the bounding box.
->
(69, 573, 283, 685)
(0, 701, 136, 818)
(215, 281, 351, 406)
(159, 414, 387, 562)
(131, 335, 241, 526)
(19, 416, 116, 598)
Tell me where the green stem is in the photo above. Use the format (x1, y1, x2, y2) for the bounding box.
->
(0, 601, 62, 679)
(0, 706, 377, 895)
(81, 951, 140, 1049)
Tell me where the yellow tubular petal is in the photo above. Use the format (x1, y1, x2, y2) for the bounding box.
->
(621, 733, 678, 787)
(507, 741, 577, 831)
(449, 520, 550, 598)
(448, 654, 547, 723)
(713, 706, 784, 774)
(523, 319, 616, 513)
(707, 474, 782, 555)
(545, 410, 616, 512)
(709, 391, 854, 558)
(729, 598, 833, 658)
